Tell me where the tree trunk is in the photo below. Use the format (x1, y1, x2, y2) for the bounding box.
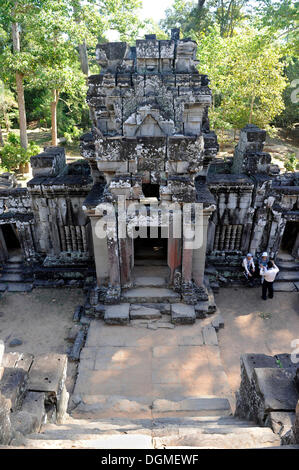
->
(78, 39, 89, 76)
(0, 127, 4, 146)
(51, 89, 59, 146)
(198, 0, 206, 9)
(12, 20, 28, 150)
(249, 94, 255, 124)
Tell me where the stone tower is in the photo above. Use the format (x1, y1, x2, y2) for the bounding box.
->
(80, 29, 219, 304)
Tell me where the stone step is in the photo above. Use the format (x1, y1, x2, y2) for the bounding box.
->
(274, 282, 298, 292)
(25, 420, 261, 442)
(133, 276, 168, 288)
(276, 261, 299, 271)
(276, 271, 299, 282)
(129, 305, 162, 320)
(20, 435, 153, 449)
(153, 426, 280, 449)
(171, 304, 196, 325)
(6, 283, 33, 293)
(276, 254, 296, 262)
(2, 264, 24, 273)
(134, 259, 168, 266)
(122, 287, 181, 303)
(0, 273, 25, 282)
(152, 397, 231, 418)
(104, 304, 130, 325)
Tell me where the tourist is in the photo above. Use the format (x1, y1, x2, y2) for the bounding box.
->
(242, 253, 255, 286)
(259, 251, 269, 284)
(260, 260, 279, 300)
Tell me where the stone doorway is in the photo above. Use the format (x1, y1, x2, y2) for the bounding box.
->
(279, 221, 299, 260)
(134, 226, 167, 266)
(0, 223, 22, 262)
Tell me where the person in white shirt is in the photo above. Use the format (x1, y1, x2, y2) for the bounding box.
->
(260, 260, 279, 300)
(242, 253, 255, 286)
(259, 251, 269, 284)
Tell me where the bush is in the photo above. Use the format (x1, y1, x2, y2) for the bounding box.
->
(0, 133, 41, 171)
(63, 125, 81, 144)
(284, 152, 298, 172)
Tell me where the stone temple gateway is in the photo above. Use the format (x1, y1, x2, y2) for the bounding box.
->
(0, 29, 298, 318)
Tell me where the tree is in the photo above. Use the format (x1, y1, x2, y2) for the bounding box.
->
(160, 0, 250, 37)
(197, 26, 287, 132)
(24, 1, 87, 145)
(255, 0, 299, 54)
(0, 0, 49, 149)
(0, 80, 17, 145)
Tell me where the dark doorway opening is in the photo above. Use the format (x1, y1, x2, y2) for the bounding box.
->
(280, 221, 299, 258)
(142, 183, 160, 199)
(0, 223, 22, 261)
(134, 226, 167, 265)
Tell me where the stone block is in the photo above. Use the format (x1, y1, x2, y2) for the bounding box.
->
(28, 354, 68, 396)
(240, 353, 278, 382)
(104, 303, 130, 325)
(97, 161, 128, 172)
(211, 314, 224, 331)
(30, 147, 65, 177)
(265, 411, 295, 439)
(73, 305, 83, 322)
(0, 392, 12, 445)
(194, 301, 209, 318)
(171, 303, 196, 324)
(253, 368, 299, 412)
(0, 368, 28, 411)
(0, 340, 4, 367)
(130, 306, 161, 320)
(69, 329, 86, 362)
(202, 325, 218, 346)
(11, 391, 46, 435)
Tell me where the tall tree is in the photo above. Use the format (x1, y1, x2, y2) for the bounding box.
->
(197, 26, 287, 132)
(11, 2, 27, 149)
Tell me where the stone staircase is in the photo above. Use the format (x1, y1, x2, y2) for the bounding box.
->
(7, 401, 284, 449)
(101, 265, 217, 326)
(0, 257, 33, 293)
(275, 253, 299, 292)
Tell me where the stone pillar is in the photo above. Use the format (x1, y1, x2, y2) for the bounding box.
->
(192, 209, 212, 287)
(292, 232, 299, 259)
(90, 216, 109, 286)
(168, 235, 182, 284)
(119, 237, 133, 286)
(248, 209, 267, 255)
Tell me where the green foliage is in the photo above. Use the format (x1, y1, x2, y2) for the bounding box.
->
(0, 132, 41, 170)
(63, 124, 81, 144)
(284, 152, 298, 172)
(0, 80, 17, 130)
(196, 26, 287, 131)
(274, 59, 299, 129)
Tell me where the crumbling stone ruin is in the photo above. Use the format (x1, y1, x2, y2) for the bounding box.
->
(236, 353, 299, 445)
(0, 340, 69, 445)
(0, 29, 297, 316)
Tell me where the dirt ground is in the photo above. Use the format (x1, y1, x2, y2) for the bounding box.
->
(0, 288, 85, 391)
(216, 287, 299, 396)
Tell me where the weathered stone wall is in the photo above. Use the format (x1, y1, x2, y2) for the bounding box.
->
(235, 353, 299, 444)
(0, 339, 69, 445)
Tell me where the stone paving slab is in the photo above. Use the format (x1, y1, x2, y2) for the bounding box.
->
(130, 305, 161, 320)
(171, 304, 196, 324)
(134, 277, 167, 287)
(273, 282, 297, 292)
(202, 325, 218, 346)
(28, 354, 67, 394)
(104, 304, 130, 325)
(122, 287, 180, 303)
(72, 319, 233, 419)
